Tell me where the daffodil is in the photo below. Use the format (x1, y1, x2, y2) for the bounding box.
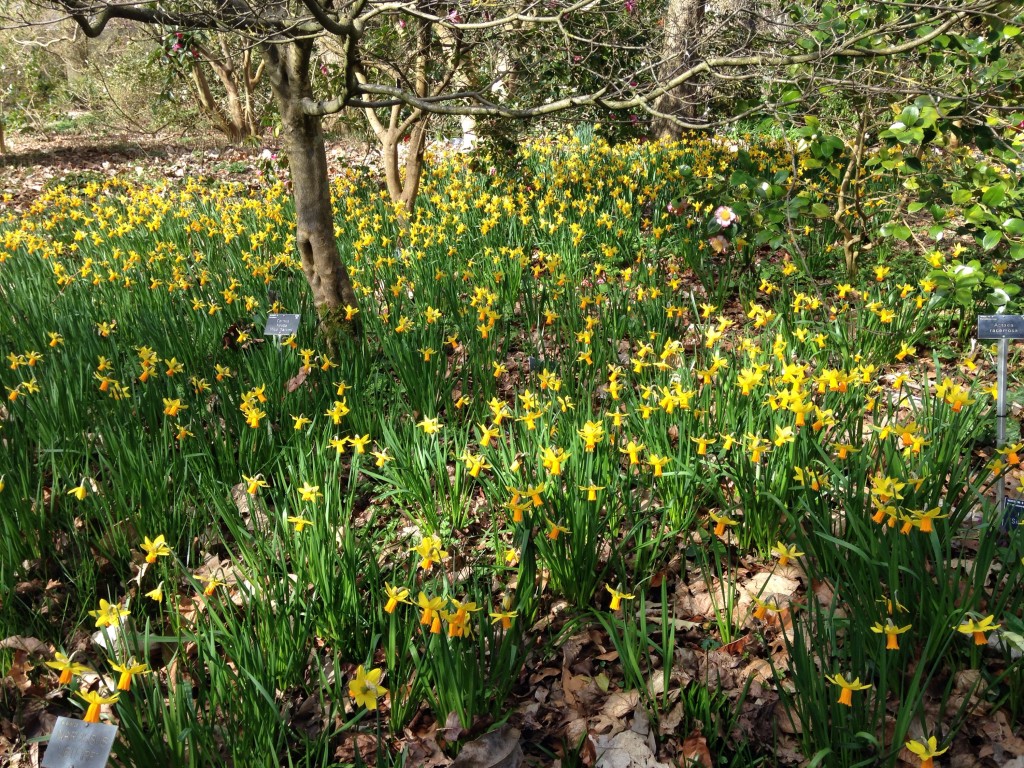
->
(541, 446, 569, 475)
(477, 423, 500, 447)
(197, 575, 226, 596)
(546, 519, 569, 540)
(145, 582, 164, 603)
(956, 614, 999, 645)
(109, 658, 149, 691)
(905, 736, 948, 768)
(445, 598, 481, 638)
(384, 583, 410, 613)
(709, 511, 739, 537)
(348, 665, 387, 709)
(45, 652, 92, 685)
(161, 399, 186, 417)
(461, 451, 490, 478)
(770, 542, 803, 567)
(417, 417, 443, 434)
(606, 584, 634, 611)
(773, 425, 795, 447)
(691, 435, 716, 456)
(870, 620, 911, 650)
(325, 399, 350, 424)
(750, 595, 780, 621)
(490, 608, 518, 629)
(910, 507, 948, 533)
(648, 454, 670, 477)
(89, 598, 129, 629)
(578, 420, 605, 451)
(243, 474, 268, 495)
(417, 592, 445, 633)
(746, 435, 770, 463)
(412, 535, 448, 572)
(287, 516, 314, 532)
(825, 673, 872, 706)
(78, 689, 119, 723)
(620, 440, 645, 464)
(297, 483, 322, 502)
(140, 535, 171, 563)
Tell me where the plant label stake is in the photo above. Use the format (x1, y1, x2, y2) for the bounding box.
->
(264, 313, 300, 352)
(978, 315, 1024, 525)
(41, 717, 117, 768)
(1005, 498, 1024, 532)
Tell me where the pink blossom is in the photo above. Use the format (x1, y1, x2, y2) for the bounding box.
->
(713, 206, 738, 228)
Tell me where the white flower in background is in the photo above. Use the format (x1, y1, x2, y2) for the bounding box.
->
(714, 206, 738, 228)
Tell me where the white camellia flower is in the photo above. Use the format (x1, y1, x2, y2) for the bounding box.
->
(714, 206, 738, 227)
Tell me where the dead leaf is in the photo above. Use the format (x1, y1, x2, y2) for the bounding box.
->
(8, 651, 32, 692)
(439, 710, 466, 743)
(593, 728, 670, 768)
(0, 638, 51, 659)
(602, 691, 640, 719)
(657, 702, 684, 736)
(679, 731, 713, 768)
(741, 659, 773, 685)
(451, 725, 523, 768)
(334, 732, 378, 763)
(719, 634, 751, 656)
(401, 721, 452, 767)
(286, 367, 310, 392)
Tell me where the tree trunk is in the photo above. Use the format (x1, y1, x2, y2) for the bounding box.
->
(653, 0, 706, 139)
(263, 41, 359, 331)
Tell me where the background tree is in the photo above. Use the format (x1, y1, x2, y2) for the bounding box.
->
(10, 0, 1016, 329)
(157, 28, 269, 142)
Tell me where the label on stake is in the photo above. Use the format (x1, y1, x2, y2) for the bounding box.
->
(978, 315, 1024, 339)
(263, 313, 300, 337)
(1003, 498, 1024, 533)
(42, 717, 118, 768)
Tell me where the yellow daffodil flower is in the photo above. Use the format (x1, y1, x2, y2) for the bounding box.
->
(825, 673, 872, 706)
(905, 736, 948, 768)
(349, 665, 387, 709)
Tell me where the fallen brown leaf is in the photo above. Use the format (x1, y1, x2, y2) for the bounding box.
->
(679, 731, 713, 768)
(451, 725, 523, 768)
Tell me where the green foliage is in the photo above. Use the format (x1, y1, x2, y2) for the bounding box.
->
(0, 131, 1020, 767)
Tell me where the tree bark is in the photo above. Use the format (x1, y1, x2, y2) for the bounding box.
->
(653, 0, 706, 138)
(263, 40, 359, 330)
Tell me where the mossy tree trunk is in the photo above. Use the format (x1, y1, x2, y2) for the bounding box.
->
(653, 0, 706, 138)
(263, 40, 360, 331)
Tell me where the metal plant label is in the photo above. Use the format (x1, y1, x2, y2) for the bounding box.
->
(263, 313, 301, 337)
(979, 315, 1022, 518)
(42, 717, 118, 768)
(1004, 498, 1024, 533)
(978, 315, 1024, 340)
